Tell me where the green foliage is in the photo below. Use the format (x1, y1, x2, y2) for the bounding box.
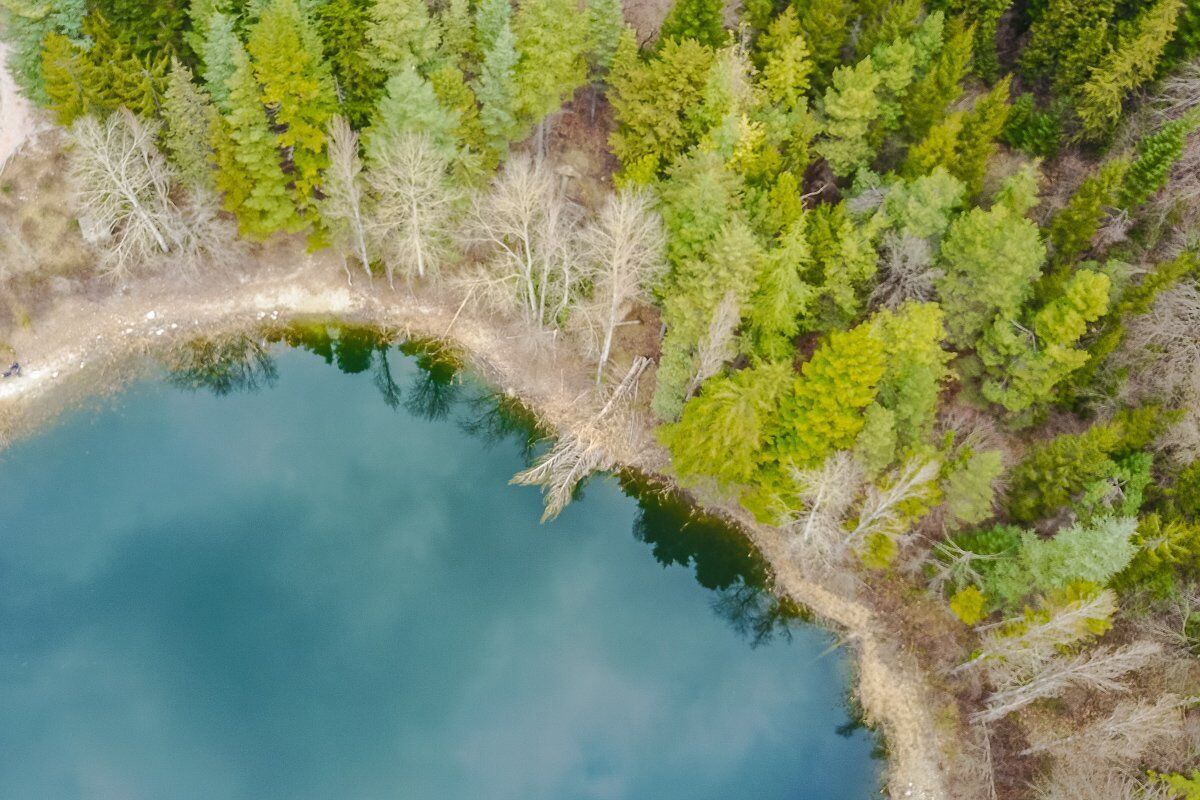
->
(161, 59, 218, 189)
(0, 0, 86, 104)
(944, 0, 1006, 80)
(766, 323, 886, 471)
(1007, 410, 1166, 522)
(949, 584, 987, 624)
(943, 448, 1003, 528)
(903, 77, 1010, 196)
(657, 0, 725, 49)
(367, 66, 459, 162)
(1020, 516, 1137, 593)
(43, 13, 168, 125)
(980, 268, 1111, 413)
(1076, 0, 1182, 139)
(1021, 0, 1115, 95)
(1152, 771, 1200, 799)
(901, 15, 971, 141)
(796, 0, 852, 84)
(803, 201, 879, 326)
(1044, 156, 1130, 273)
(871, 301, 952, 447)
(513, 0, 587, 129)
(1114, 513, 1200, 595)
(475, 10, 520, 155)
(743, 222, 816, 361)
(200, 10, 240, 111)
(367, 0, 443, 73)
(315, 0, 385, 128)
(1119, 115, 1198, 209)
(212, 41, 298, 237)
(936, 193, 1046, 349)
(660, 361, 791, 486)
(1000, 93, 1062, 158)
(854, 403, 899, 475)
(429, 64, 490, 165)
(818, 56, 882, 177)
(585, 0, 624, 75)
(247, 0, 337, 217)
(90, 0, 188, 60)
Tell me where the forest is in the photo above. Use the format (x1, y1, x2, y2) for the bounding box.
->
(3, 0, 1200, 796)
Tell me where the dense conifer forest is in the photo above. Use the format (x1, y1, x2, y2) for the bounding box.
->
(4, 0, 1200, 795)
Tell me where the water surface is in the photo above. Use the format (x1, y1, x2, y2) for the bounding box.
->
(0, 331, 879, 799)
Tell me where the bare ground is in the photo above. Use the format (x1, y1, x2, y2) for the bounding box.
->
(0, 243, 954, 800)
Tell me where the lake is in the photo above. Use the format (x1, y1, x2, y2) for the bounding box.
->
(0, 327, 880, 799)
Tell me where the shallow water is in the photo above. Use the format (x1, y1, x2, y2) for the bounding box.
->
(0, 331, 880, 799)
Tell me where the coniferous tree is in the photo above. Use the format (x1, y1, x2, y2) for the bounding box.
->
(367, 66, 459, 161)
(429, 64, 490, 163)
(162, 59, 218, 189)
(40, 32, 94, 124)
(1077, 0, 1183, 139)
(201, 11, 241, 111)
(438, 0, 473, 66)
(212, 43, 298, 237)
(945, 0, 1005, 80)
(475, 14, 521, 156)
(513, 0, 588, 140)
(818, 56, 882, 177)
(901, 16, 972, 141)
(246, 0, 338, 216)
(316, 0, 385, 129)
(797, 0, 852, 86)
(1118, 114, 1197, 208)
(367, 0, 442, 73)
(657, 0, 725, 49)
(0, 0, 86, 103)
(1021, 0, 1116, 94)
(586, 0, 625, 77)
(1045, 156, 1130, 270)
(474, 0, 511, 56)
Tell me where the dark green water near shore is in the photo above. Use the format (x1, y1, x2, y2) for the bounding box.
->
(0, 330, 879, 799)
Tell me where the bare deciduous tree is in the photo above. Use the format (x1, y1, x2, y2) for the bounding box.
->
(871, 232, 942, 309)
(786, 451, 865, 568)
(686, 290, 740, 396)
(848, 457, 941, 547)
(974, 641, 1161, 724)
(68, 110, 180, 280)
(512, 357, 649, 520)
(575, 189, 665, 384)
(368, 133, 462, 286)
(1022, 694, 1187, 762)
(322, 115, 372, 282)
(466, 155, 582, 329)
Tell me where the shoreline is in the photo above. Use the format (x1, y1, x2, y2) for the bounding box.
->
(0, 248, 954, 800)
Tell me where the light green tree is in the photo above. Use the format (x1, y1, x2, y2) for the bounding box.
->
(475, 16, 521, 156)
(657, 0, 725, 48)
(316, 0, 386, 128)
(200, 10, 240, 111)
(817, 56, 882, 176)
(513, 0, 587, 138)
(366, 0, 442, 73)
(161, 59, 218, 189)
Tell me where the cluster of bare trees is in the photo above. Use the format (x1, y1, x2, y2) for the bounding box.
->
(784, 452, 941, 572)
(67, 110, 242, 281)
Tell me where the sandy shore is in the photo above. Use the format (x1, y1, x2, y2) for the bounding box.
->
(0, 248, 953, 800)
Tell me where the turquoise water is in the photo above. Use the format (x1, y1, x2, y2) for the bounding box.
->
(0, 332, 880, 800)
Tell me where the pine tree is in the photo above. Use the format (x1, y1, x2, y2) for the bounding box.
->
(901, 16, 972, 141)
(201, 11, 240, 111)
(855, 0, 922, 58)
(475, 16, 521, 156)
(1045, 156, 1130, 270)
(0, 0, 86, 104)
(40, 32, 94, 125)
(608, 36, 716, 177)
(756, 20, 813, 112)
(945, 0, 1004, 80)
(796, 0, 852, 86)
(586, 0, 625, 76)
(162, 58, 218, 189)
(436, 0, 471, 66)
(943, 448, 1004, 529)
(937, 198, 1047, 349)
(367, 66, 459, 161)
(1021, 0, 1116, 94)
(474, 0, 511, 56)
(212, 43, 299, 237)
(90, 0, 189, 60)
(184, 0, 230, 60)
(1077, 0, 1183, 139)
(429, 64, 490, 163)
(952, 76, 1010, 197)
(818, 56, 882, 177)
(366, 0, 442, 73)
(753, 4, 798, 69)
(316, 0, 386, 129)
(871, 301, 952, 446)
(744, 222, 816, 361)
(1119, 114, 1197, 208)
(657, 0, 725, 48)
(513, 0, 588, 135)
(247, 0, 338, 216)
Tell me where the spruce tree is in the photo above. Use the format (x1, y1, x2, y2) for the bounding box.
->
(429, 63, 490, 160)
(513, 0, 588, 133)
(316, 0, 386, 128)
(1118, 114, 1197, 209)
(212, 43, 298, 237)
(367, 0, 443, 73)
(657, 0, 725, 49)
(474, 0, 512, 56)
(247, 0, 338, 215)
(162, 58, 218, 189)
(367, 66, 459, 161)
(586, 0, 625, 77)
(945, 0, 1005, 80)
(1021, 0, 1116, 94)
(1045, 156, 1130, 270)
(475, 15, 521, 155)
(40, 32, 94, 125)
(201, 11, 241, 111)
(953, 76, 1010, 197)
(797, 0, 852, 86)
(0, 0, 86, 103)
(901, 16, 972, 141)
(817, 56, 882, 177)
(1077, 0, 1183, 139)
(855, 0, 922, 58)
(438, 0, 474, 66)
